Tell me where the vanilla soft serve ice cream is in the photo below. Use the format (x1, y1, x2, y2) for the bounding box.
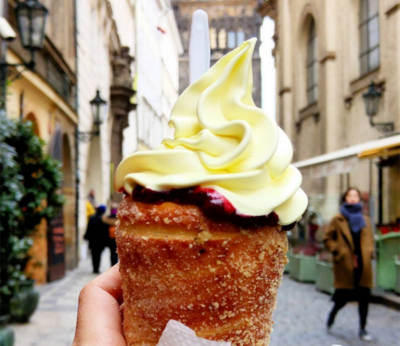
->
(114, 39, 307, 225)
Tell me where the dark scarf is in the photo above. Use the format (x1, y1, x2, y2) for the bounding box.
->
(340, 202, 366, 233)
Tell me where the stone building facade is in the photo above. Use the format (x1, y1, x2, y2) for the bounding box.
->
(259, 0, 400, 229)
(172, 0, 263, 106)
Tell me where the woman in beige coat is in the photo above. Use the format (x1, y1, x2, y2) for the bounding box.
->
(323, 187, 374, 342)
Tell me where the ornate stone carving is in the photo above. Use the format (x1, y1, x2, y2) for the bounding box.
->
(112, 46, 134, 87)
(110, 46, 135, 123)
(257, 0, 277, 20)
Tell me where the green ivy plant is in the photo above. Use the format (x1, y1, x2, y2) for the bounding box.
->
(0, 113, 65, 316)
(0, 114, 25, 317)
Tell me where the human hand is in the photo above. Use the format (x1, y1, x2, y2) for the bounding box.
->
(72, 264, 126, 346)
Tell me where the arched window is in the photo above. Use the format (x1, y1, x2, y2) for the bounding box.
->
(359, 0, 379, 74)
(307, 18, 318, 105)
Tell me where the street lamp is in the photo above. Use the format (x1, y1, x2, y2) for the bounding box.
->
(0, 0, 49, 110)
(15, 0, 48, 53)
(77, 90, 108, 143)
(363, 82, 394, 134)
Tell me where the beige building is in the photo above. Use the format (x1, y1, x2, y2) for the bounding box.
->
(259, 0, 400, 229)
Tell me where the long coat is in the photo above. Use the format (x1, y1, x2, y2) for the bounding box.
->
(323, 214, 374, 289)
(84, 213, 109, 251)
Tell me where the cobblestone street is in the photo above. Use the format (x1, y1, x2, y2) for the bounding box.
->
(10, 256, 400, 346)
(271, 276, 400, 346)
(10, 250, 113, 346)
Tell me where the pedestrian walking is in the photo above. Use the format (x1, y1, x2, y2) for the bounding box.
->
(86, 190, 96, 223)
(323, 187, 375, 342)
(84, 205, 109, 274)
(102, 204, 119, 266)
(88, 189, 96, 208)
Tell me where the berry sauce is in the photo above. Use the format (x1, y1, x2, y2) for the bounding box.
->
(128, 185, 296, 230)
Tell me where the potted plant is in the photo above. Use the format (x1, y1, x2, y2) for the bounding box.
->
(285, 250, 293, 274)
(315, 251, 334, 294)
(289, 245, 318, 283)
(0, 115, 23, 344)
(395, 255, 400, 295)
(0, 315, 14, 346)
(0, 114, 64, 324)
(376, 232, 400, 290)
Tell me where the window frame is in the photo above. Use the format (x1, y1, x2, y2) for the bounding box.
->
(359, 0, 380, 75)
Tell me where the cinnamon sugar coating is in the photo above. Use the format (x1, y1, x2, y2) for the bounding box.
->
(116, 196, 288, 346)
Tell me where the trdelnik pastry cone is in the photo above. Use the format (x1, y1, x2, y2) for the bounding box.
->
(114, 38, 308, 346)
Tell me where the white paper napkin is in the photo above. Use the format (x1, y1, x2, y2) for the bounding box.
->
(157, 320, 232, 346)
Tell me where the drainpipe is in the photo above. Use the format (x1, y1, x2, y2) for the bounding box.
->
(73, 0, 80, 267)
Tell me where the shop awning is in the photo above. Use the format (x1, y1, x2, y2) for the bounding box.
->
(358, 140, 400, 159)
(294, 135, 400, 179)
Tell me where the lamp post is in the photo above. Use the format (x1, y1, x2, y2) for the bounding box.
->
(0, 0, 48, 110)
(363, 82, 394, 134)
(76, 90, 108, 143)
(74, 89, 107, 266)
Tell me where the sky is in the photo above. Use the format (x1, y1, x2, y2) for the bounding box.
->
(260, 17, 276, 119)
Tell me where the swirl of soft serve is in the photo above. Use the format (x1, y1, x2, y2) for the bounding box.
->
(114, 38, 308, 225)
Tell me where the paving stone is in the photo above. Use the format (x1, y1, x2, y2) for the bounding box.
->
(10, 250, 114, 346)
(10, 252, 400, 346)
(270, 275, 400, 346)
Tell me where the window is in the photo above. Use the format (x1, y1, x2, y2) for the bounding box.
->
(210, 27, 217, 50)
(218, 29, 226, 49)
(227, 31, 236, 49)
(237, 30, 245, 45)
(359, 0, 380, 75)
(307, 18, 318, 105)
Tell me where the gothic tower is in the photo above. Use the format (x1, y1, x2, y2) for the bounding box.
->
(172, 0, 263, 106)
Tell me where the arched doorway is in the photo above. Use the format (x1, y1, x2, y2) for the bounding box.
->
(47, 124, 66, 281)
(62, 134, 76, 270)
(23, 113, 47, 283)
(24, 112, 41, 137)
